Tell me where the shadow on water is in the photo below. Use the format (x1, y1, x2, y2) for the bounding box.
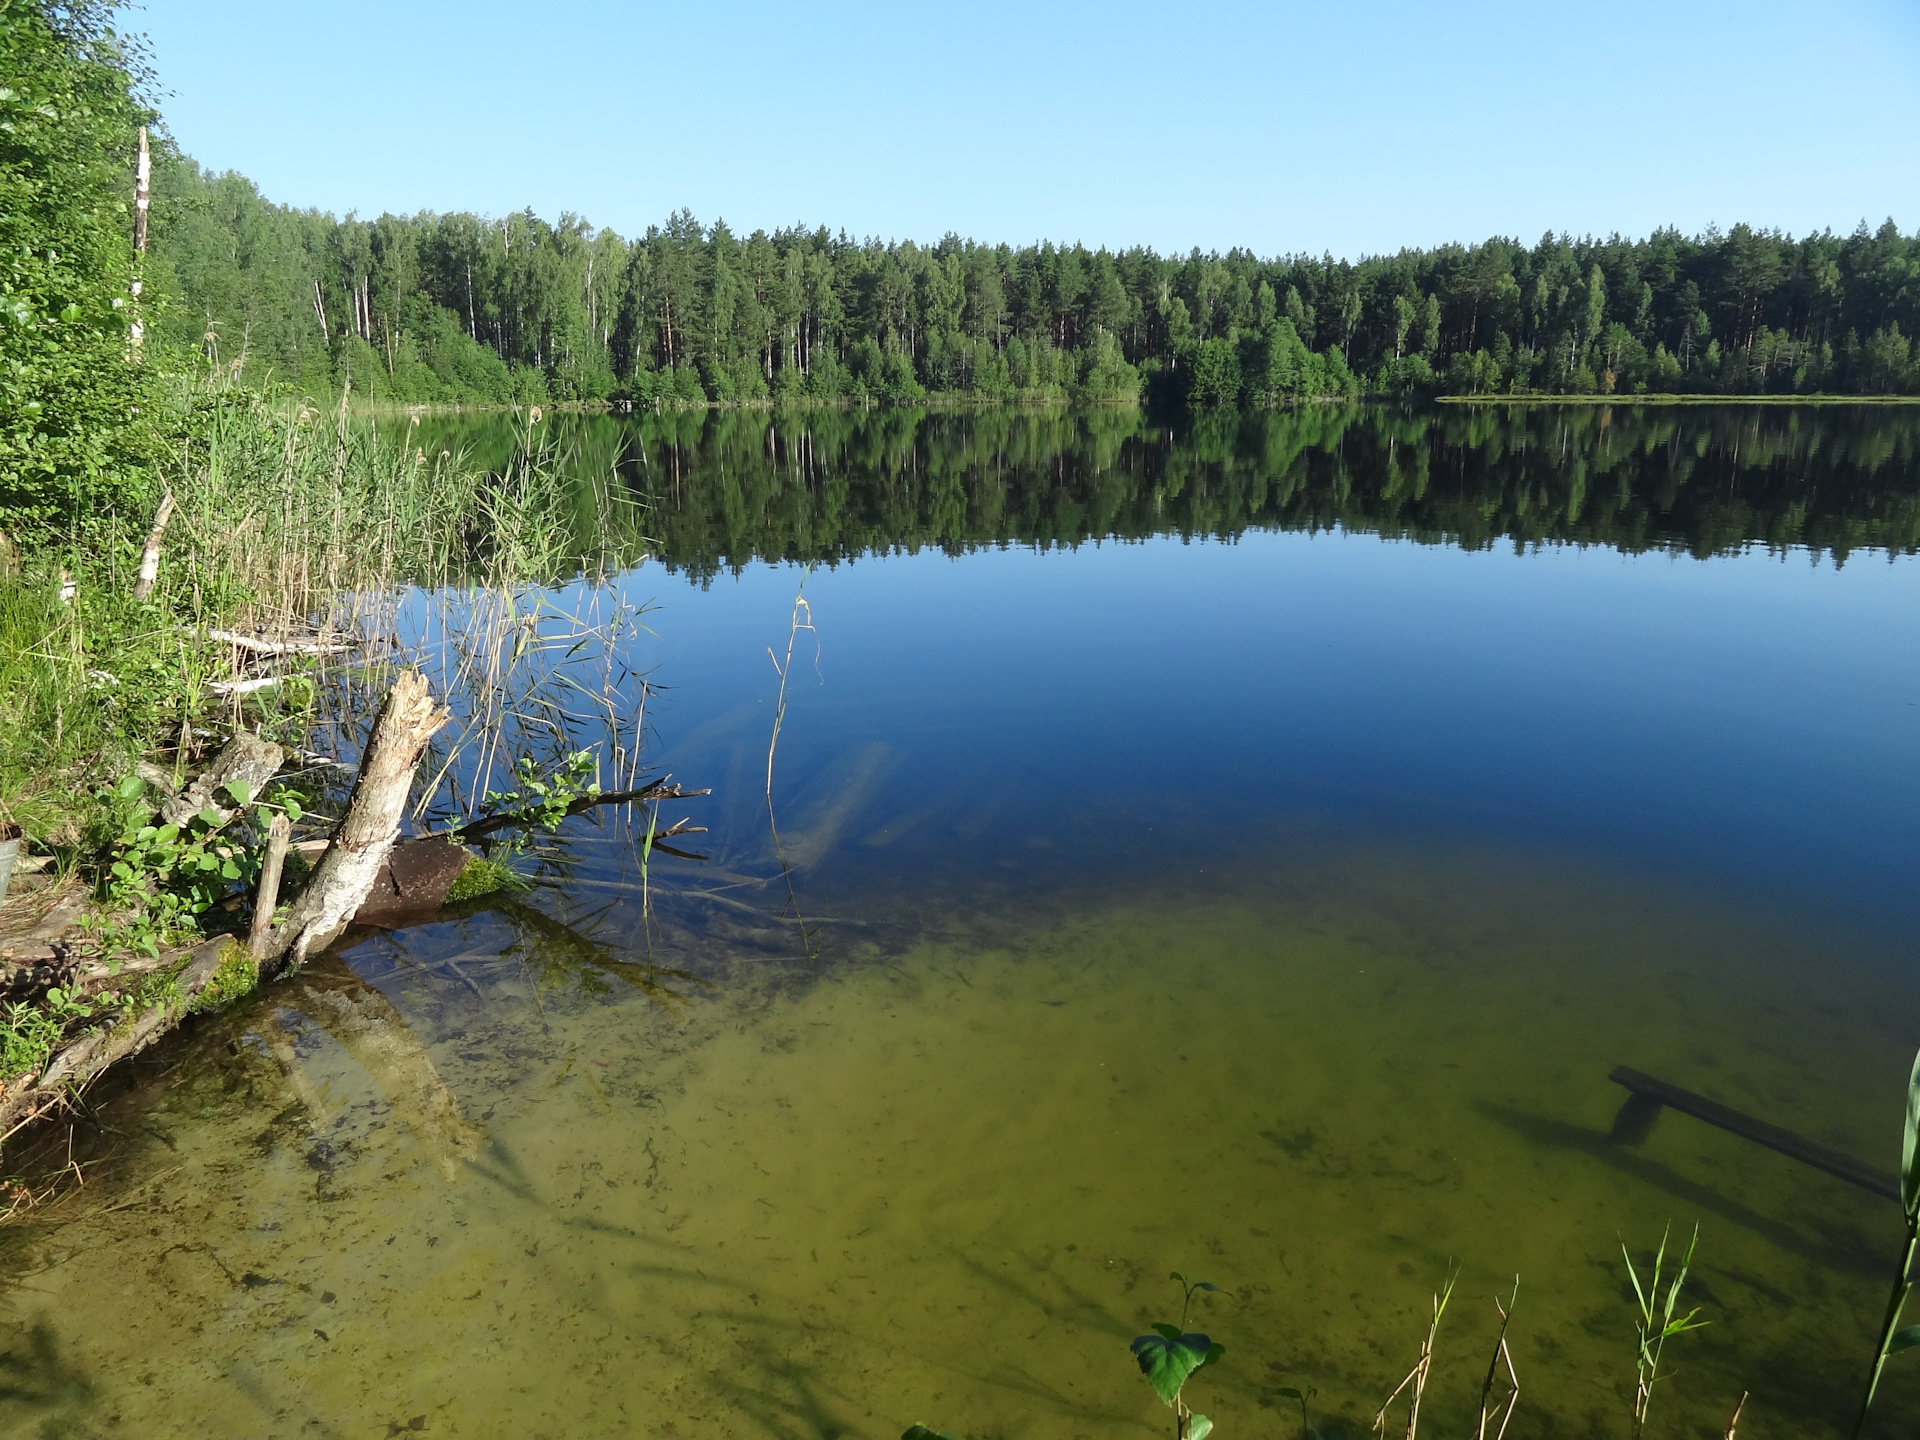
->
(1475, 1101, 1887, 1279)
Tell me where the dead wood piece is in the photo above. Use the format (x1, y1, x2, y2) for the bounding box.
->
(160, 732, 285, 829)
(208, 676, 283, 697)
(28, 900, 83, 943)
(448, 780, 712, 843)
(262, 671, 448, 972)
(132, 760, 179, 798)
(351, 836, 472, 927)
(1609, 1064, 1898, 1201)
(249, 815, 291, 959)
(206, 628, 353, 657)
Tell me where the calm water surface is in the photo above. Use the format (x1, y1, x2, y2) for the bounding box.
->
(4, 404, 1919, 1439)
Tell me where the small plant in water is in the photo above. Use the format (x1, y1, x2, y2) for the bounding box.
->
(1276, 1382, 1318, 1438)
(1622, 1222, 1707, 1437)
(1130, 1271, 1228, 1440)
(1853, 1047, 1920, 1438)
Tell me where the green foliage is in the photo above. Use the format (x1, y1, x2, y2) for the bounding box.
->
(900, 1427, 962, 1440)
(139, 147, 1920, 406)
(480, 749, 599, 851)
(1131, 1272, 1226, 1439)
(0, 0, 164, 538)
(84, 773, 301, 955)
(0, 983, 94, 1085)
(187, 938, 256, 1012)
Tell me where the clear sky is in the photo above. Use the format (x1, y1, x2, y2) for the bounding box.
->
(135, 0, 1919, 259)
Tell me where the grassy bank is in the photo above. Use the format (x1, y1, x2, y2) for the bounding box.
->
(0, 379, 656, 1140)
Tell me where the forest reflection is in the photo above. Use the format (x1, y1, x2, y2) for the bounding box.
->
(427, 403, 1920, 580)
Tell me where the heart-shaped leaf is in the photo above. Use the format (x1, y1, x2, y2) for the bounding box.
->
(1131, 1331, 1217, 1406)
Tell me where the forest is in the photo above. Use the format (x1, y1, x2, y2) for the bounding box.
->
(149, 146, 1920, 409)
(431, 404, 1920, 581)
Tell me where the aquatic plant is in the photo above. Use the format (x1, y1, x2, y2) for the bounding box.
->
(1130, 1271, 1227, 1440)
(1622, 1223, 1707, 1437)
(1276, 1382, 1317, 1438)
(1373, 1267, 1455, 1439)
(1852, 1047, 1920, 1437)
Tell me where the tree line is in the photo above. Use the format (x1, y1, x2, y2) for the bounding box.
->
(151, 150, 1920, 410)
(427, 404, 1920, 582)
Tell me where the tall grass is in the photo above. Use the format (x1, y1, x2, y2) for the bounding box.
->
(0, 379, 652, 849)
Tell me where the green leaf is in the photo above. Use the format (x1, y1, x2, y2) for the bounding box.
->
(1186, 1415, 1213, 1440)
(222, 781, 253, 805)
(154, 824, 178, 845)
(1130, 1331, 1215, 1406)
(1889, 1324, 1920, 1355)
(1152, 1322, 1183, 1341)
(115, 774, 146, 801)
(1278, 1387, 1303, 1401)
(197, 806, 223, 829)
(284, 799, 303, 822)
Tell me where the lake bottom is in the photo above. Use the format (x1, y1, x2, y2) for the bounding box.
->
(2, 839, 1914, 1440)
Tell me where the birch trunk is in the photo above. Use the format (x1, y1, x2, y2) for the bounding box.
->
(262, 671, 448, 973)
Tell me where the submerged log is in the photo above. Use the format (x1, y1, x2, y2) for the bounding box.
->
(261, 670, 448, 974)
(1608, 1064, 1899, 1202)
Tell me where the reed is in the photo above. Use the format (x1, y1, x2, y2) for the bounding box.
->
(1623, 1223, 1707, 1438)
(1852, 1048, 1920, 1438)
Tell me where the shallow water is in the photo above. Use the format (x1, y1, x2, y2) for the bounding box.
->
(4, 405, 1919, 1439)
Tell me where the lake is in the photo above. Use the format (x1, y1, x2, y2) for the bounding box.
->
(3, 403, 1918, 1439)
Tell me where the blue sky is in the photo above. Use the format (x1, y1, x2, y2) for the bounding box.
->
(136, 0, 1919, 258)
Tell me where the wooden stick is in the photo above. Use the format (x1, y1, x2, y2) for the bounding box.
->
(261, 670, 448, 972)
(249, 815, 291, 958)
(1609, 1066, 1899, 1202)
(131, 491, 174, 601)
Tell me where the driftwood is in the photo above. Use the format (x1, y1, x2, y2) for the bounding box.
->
(260, 671, 448, 973)
(160, 732, 284, 829)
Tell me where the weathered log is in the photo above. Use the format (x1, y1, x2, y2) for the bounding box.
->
(249, 814, 291, 958)
(160, 732, 284, 829)
(261, 671, 448, 973)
